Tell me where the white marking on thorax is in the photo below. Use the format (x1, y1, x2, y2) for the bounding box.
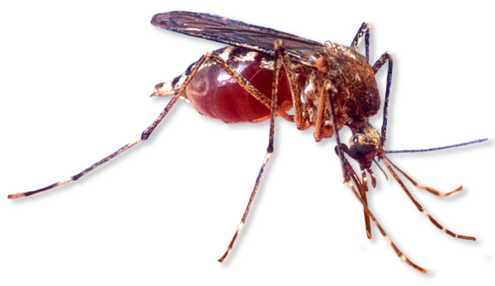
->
(325, 41, 357, 60)
(344, 47, 357, 60)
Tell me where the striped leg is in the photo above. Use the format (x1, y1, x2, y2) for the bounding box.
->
(382, 139, 486, 194)
(342, 157, 372, 239)
(350, 22, 370, 62)
(372, 52, 393, 154)
(218, 40, 285, 262)
(383, 157, 476, 241)
(340, 153, 429, 273)
(345, 179, 429, 273)
(8, 53, 209, 199)
(360, 169, 372, 239)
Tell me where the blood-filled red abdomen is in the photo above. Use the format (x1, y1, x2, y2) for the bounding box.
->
(185, 47, 293, 123)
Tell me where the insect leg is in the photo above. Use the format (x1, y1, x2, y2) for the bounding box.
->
(218, 40, 284, 263)
(386, 158, 462, 197)
(342, 157, 372, 239)
(373, 159, 389, 181)
(322, 80, 349, 182)
(360, 169, 372, 239)
(276, 42, 307, 129)
(333, 153, 371, 240)
(313, 82, 328, 142)
(384, 137, 490, 197)
(8, 53, 211, 199)
(382, 157, 476, 241)
(345, 178, 429, 273)
(350, 22, 370, 62)
(372, 52, 393, 154)
(321, 79, 370, 238)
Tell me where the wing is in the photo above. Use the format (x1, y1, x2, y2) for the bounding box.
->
(151, 11, 326, 67)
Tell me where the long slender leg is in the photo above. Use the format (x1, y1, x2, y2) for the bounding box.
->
(381, 139, 484, 201)
(338, 146, 373, 238)
(373, 159, 389, 181)
(345, 179, 429, 273)
(372, 52, 393, 153)
(382, 137, 482, 196)
(313, 83, 328, 142)
(350, 22, 370, 62)
(313, 76, 431, 272)
(8, 53, 211, 199)
(382, 157, 476, 241)
(386, 158, 462, 197)
(360, 169, 372, 239)
(342, 157, 372, 239)
(323, 80, 349, 182)
(277, 43, 307, 129)
(326, 84, 376, 236)
(218, 40, 284, 262)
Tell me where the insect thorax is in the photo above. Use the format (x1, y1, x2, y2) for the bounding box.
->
(296, 42, 380, 139)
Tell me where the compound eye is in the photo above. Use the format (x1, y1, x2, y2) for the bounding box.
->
(349, 143, 376, 157)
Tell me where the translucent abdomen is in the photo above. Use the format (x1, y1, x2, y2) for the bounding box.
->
(185, 47, 293, 123)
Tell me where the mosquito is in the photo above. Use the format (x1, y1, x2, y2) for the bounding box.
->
(8, 11, 487, 273)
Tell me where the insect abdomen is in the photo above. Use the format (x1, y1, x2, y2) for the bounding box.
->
(186, 47, 293, 123)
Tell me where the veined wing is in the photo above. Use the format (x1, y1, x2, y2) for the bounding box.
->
(151, 11, 326, 67)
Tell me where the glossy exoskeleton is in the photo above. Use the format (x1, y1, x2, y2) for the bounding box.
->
(9, 11, 486, 273)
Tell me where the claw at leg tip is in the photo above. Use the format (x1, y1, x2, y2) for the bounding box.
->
(8, 193, 23, 199)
